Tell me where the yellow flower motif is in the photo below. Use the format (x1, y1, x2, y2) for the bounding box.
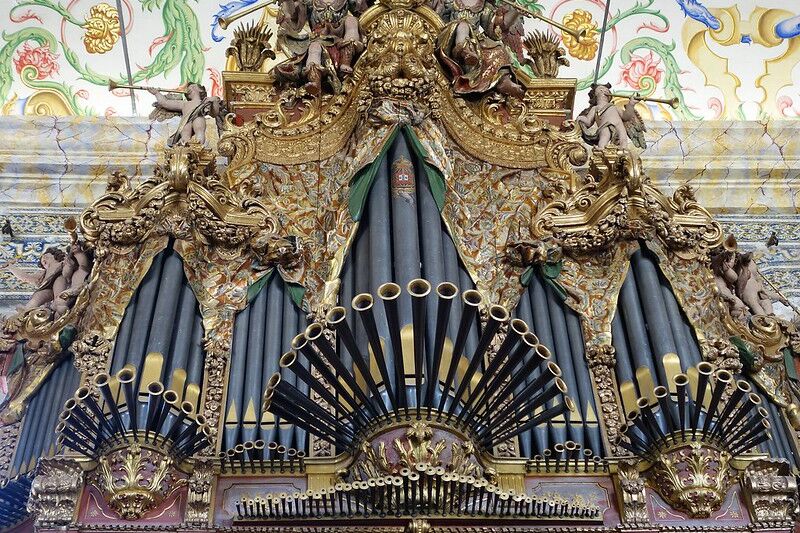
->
(83, 3, 121, 54)
(561, 9, 599, 61)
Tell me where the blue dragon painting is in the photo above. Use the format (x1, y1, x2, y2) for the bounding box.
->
(675, 0, 721, 31)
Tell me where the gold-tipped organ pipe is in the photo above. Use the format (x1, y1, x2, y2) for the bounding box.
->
(496, 0, 586, 41)
(108, 80, 186, 94)
(218, 0, 276, 30)
(610, 92, 679, 108)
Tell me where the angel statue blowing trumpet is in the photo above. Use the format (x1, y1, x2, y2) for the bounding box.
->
(577, 83, 646, 150)
(147, 82, 231, 147)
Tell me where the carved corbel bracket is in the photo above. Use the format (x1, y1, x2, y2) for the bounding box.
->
(613, 458, 649, 525)
(742, 459, 798, 523)
(533, 147, 722, 256)
(80, 144, 278, 257)
(184, 458, 214, 526)
(28, 457, 83, 527)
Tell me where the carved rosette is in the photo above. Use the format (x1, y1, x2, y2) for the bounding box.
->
(28, 457, 83, 527)
(647, 442, 735, 518)
(742, 459, 798, 523)
(95, 443, 186, 520)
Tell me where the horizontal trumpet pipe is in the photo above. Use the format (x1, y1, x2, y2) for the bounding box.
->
(488, 398, 574, 447)
(326, 306, 390, 416)
(426, 282, 458, 409)
(610, 92, 679, 108)
(446, 304, 508, 418)
(305, 323, 382, 419)
(437, 289, 482, 413)
(408, 279, 430, 414)
(702, 370, 732, 436)
(353, 293, 399, 410)
(95, 373, 125, 437)
(477, 335, 546, 417)
(292, 333, 366, 423)
(459, 318, 526, 423)
(217, 0, 275, 30)
(108, 80, 185, 94)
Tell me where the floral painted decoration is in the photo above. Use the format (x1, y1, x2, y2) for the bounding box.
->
(13, 43, 60, 80)
(619, 51, 663, 92)
(561, 9, 599, 61)
(83, 3, 121, 54)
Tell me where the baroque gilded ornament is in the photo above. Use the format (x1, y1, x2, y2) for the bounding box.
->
(27, 458, 83, 526)
(648, 442, 735, 519)
(742, 459, 798, 523)
(533, 147, 722, 255)
(97, 443, 184, 520)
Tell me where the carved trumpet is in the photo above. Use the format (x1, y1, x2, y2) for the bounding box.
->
(108, 80, 185, 94)
(496, 0, 587, 41)
(218, 0, 275, 30)
(610, 92, 679, 108)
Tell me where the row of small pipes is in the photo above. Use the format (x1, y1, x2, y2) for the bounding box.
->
(235, 463, 599, 520)
(220, 440, 306, 474)
(263, 279, 573, 452)
(528, 441, 607, 473)
(57, 365, 209, 461)
(617, 362, 771, 458)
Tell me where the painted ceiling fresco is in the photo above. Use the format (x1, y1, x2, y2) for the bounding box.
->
(0, 1, 798, 119)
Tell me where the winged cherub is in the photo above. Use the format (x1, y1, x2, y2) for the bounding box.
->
(577, 83, 646, 150)
(148, 83, 230, 146)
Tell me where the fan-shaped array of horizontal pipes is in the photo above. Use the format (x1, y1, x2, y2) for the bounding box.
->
(56, 356, 209, 462)
(262, 279, 574, 453)
(234, 464, 600, 522)
(616, 362, 770, 458)
(219, 440, 306, 474)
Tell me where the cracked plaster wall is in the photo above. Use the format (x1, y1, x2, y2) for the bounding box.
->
(0, 116, 798, 314)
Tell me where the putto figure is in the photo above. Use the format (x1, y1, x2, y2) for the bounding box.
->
(274, 0, 366, 95)
(436, 0, 526, 99)
(149, 83, 229, 146)
(578, 83, 646, 150)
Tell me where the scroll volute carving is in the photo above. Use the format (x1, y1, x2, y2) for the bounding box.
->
(533, 147, 722, 256)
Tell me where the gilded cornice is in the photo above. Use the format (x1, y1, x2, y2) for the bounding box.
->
(219, 0, 583, 174)
(533, 147, 723, 256)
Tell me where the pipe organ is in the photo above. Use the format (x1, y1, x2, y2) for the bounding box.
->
(0, 0, 799, 531)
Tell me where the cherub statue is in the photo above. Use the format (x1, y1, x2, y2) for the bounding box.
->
(52, 241, 93, 316)
(7, 247, 66, 313)
(734, 252, 789, 316)
(274, 0, 366, 96)
(148, 83, 230, 146)
(577, 83, 646, 150)
(711, 250, 747, 320)
(436, 0, 526, 99)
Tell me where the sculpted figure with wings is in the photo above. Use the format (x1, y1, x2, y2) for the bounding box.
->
(577, 83, 646, 150)
(148, 83, 231, 146)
